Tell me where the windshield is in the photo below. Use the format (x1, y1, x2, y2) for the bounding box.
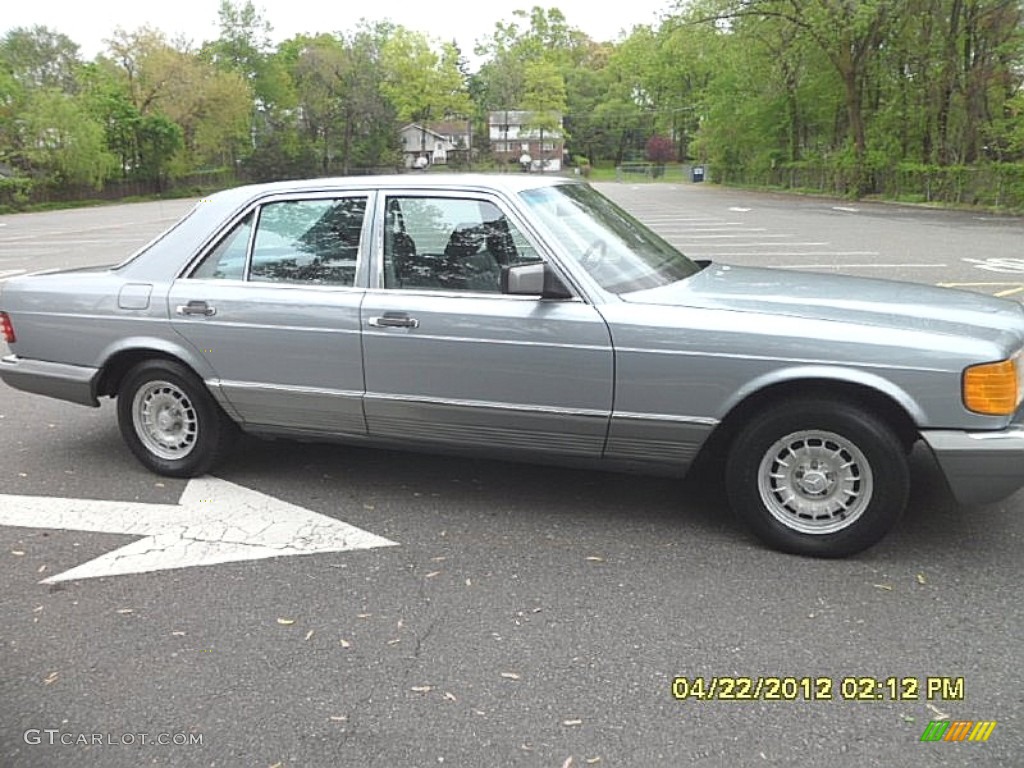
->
(518, 184, 701, 293)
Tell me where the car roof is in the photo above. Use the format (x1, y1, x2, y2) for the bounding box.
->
(208, 173, 577, 208)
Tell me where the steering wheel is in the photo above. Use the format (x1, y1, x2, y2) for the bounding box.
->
(579, 239, 606, 268)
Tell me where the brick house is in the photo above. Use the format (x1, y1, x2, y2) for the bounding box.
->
(487, 110, 564, 172)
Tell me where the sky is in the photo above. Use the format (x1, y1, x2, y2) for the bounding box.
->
(2, 0, 675, 65)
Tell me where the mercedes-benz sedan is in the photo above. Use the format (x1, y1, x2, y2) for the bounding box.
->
(4, 174, 1024, 557)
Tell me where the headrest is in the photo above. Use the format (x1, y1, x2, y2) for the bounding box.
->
(445, 223, 486, 258)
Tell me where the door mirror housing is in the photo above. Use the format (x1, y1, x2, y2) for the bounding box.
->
(501, 262, 572, 299)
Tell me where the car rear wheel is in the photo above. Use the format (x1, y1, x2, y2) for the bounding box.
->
(725, 399, 909, 557)
(117, 359, 237, 477)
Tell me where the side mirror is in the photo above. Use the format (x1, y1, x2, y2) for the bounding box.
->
(501, 262, 573, 299)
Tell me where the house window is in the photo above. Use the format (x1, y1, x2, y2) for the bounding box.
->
(521, 143, 530, 151)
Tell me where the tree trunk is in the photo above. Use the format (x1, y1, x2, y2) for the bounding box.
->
(841, 65, 869, 197)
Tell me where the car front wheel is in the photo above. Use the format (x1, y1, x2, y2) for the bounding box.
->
(116, 359, 237, 477)
(725, 400, 910, 557)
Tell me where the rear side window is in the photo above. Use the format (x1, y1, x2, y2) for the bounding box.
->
(190, 197, 367, 286)
(191, 213, 253, 280)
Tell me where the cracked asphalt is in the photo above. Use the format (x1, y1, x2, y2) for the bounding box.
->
(1, 186, 1022, 767)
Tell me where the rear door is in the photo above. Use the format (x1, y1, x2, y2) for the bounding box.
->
(168, 193, 369, 434)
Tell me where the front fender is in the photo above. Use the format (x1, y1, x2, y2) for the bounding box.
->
(719, 364, 929, 426)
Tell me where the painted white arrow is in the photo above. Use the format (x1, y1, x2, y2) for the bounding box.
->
(0, 477, 397, 583)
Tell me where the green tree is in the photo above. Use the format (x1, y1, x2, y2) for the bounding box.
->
(706, 0, 901, 195)
(380, 27, 473, 155)
(203, 0, 291, 165)
(0, 26, 81, 92)
(103, 28, 252, 174)
(136, 113, 182, 186)
(473, 7, 591, 110)
(0, 65, 26, 167)
(205, 0, 271, 81)
(23, 88, 117, 187)
(559, 43, 613, 165)
(278, 25, 398, 176)
(286, 34, 347, 173)
(78, 61, 142, 177)
(594, 26, 661, 164)
(521, 60, 567, 168)
(340, 24, 401, 173)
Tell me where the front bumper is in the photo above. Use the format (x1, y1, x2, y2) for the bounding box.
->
(0, 354, 99, 407)
(921, 427, 1024, 505)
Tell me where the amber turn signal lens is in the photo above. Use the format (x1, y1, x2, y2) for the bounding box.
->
(963, 359, 1020, 415)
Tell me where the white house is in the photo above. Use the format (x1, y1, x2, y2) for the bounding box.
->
(399, 121, 472, 168)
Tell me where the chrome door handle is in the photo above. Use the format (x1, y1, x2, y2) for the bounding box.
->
(176, 300, 216, 317)
(369, 313, 419, 329)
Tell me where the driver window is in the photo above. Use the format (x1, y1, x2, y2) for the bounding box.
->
(383, 196, 540, 292)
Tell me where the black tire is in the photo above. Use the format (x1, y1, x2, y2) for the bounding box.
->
(725, 399, 909, 558)
(116, 359, 238, 477)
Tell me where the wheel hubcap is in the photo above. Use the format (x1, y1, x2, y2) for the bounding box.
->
(795, 464, 833, 496)
(757, 430, 873, 535)
(132, 380, 198, 461)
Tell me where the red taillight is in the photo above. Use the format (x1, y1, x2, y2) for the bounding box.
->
(0, 311, 15, 344)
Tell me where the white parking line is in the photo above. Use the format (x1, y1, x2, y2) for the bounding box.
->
(686, 242, 829, 248)
(938, 282, 1024, 287)
(649, 221, 741, 226)
(682, 233, 793, 240)
(774, 263, 946, 269)
(688, 252, 881, 258)
(661, 227, 767, 233)
(642, 217, 727, 223)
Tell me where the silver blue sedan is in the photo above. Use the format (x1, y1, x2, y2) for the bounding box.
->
(3, 174, 1024, 557)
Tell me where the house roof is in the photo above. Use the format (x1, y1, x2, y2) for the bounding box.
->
(399, 123, 448, 142)
(488, 110, 563, 125)
(427, 120, 471, 136)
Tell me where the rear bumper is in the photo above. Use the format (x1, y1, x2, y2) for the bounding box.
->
(921, 427, 1024, 505)
(0, 354, 99, 407)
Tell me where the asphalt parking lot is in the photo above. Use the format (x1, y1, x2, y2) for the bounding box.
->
(1, 183, 1022, 767)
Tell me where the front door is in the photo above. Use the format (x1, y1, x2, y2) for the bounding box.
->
(360, 191, 613, 459)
